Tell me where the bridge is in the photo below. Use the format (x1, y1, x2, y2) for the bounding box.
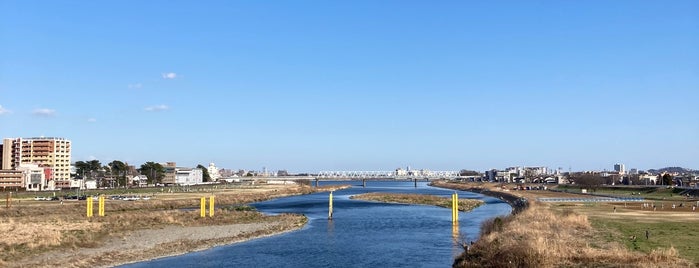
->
(316, 170, 460, 180)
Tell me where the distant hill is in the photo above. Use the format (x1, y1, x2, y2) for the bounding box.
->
(647, 167, 696, 174)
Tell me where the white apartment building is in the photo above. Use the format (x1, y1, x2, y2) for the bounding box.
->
(207, 162, 221, 181)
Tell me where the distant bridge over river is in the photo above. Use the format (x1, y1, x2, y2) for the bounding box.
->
(316, 170, 460, 180)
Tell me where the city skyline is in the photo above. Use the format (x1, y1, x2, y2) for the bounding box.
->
(1, 1, 697, 172)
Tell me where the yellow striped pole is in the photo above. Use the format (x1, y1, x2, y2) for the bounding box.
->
(200, 197, 206, 218)
(454, 192, 459, 222)
(98, 196, 104, 217)
(209, 196, 215, 217)
(87, 196, 93, 218)
(451, 193, 457, 223)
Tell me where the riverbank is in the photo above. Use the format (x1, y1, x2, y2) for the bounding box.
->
(350, 192, 482, 211)
(20, 214, 307, 268)
(431, 181, 695, 267)
(2, 184, 349, 268)
(430, 181, 527, 214)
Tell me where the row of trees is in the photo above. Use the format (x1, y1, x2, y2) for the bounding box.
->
(73, 160, 212, 188)
(568, 173, 674, 186)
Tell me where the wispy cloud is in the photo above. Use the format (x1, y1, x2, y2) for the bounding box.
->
(87, 118, 97, 123)
(128, 83, 143, 89)
(32, 108, 56, 117)
(144, 104, 170, 112)
(0, 105, 10, 115)
(161, 72, 177, 79)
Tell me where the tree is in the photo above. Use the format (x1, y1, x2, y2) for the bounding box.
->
(74, 161, 90, 178)
(662, 174, 673, 186)
(197, 164, 212, 182)
(459, 169, 480, 176)
(75, 160, 102, 179)
(524, 169, 538, 183)
(109, 160, 127, 188)
(568, 174, 606, 187)
(88, 160, 102, 173)
(139, 162, 165, 184)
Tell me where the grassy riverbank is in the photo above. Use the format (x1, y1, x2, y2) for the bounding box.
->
(432, 181, 696, 267)
(350, 192, 483, 212)
(1, 183, 348, 268)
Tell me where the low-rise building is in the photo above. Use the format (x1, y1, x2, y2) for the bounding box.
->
(162, 162, 177, 185)
(640, 174, 658, 185)
(16, 164, 48, 191)
(0, 169, 23, 190)
(130, 175, 149, 187)
(85, 180, 97, 189)
(175, 168, 203, 185)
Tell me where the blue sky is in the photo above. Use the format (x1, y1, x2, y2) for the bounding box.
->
(1, 1, 697, 172)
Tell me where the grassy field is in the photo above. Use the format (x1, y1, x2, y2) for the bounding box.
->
(550, 201, 699, 264)
(350, 192, 483, 212)
(434, 181, 698, 267)
(591, 219, 699, 263)
(556, 185, 696, 201)
(546, 186, 699, 264)
(0, 183, 347, 267)
(4, 181, 308, 200)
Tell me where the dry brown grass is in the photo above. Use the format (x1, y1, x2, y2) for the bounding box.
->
(0, 184, 345, 266)
(454, 201, 693, 268)
(351, 192, 483, 211)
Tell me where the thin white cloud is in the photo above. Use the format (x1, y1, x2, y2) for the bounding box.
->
(144, 104, 170, 112)
(87, 118, 97, 123)
(128, 83, 143, 89)
(161, 72, 177, 79)
(0, 105, 10, 115)
(32, 108, 56, 117)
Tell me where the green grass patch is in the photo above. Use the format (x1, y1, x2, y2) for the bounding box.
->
(350, 192, 483, 212)
(555, 185, 695, 201)
(590, 218, 699, 263)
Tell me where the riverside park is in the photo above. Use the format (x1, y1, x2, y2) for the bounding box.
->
(1, 180, 698, 267)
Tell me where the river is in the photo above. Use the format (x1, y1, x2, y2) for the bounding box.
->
(121, 181, 511, 267)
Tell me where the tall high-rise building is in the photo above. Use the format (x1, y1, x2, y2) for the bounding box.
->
(614, 163, 625, 175)
(1, 137, 72, 181)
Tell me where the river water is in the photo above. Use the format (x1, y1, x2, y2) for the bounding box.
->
(122, 181, 511, 267)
